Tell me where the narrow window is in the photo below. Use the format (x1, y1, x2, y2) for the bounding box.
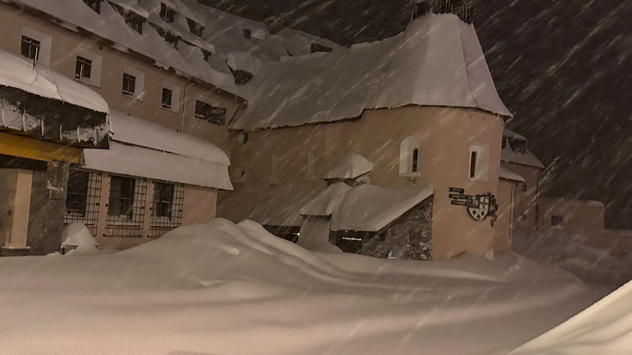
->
(161, 88, 172, 109)
(501, 137, 507, 149)
(83, 0, 101, 13)
(186, 18, 204, 36)
(66, 170, 90, 216)
(551, 215, 563, 226)
(195, 100, 226, 125)
(311, 43, 332, 53)
(152, 182, 174, 218)
(411, 148, 419, 173)
(469, 151, 478, 179)
(122, 73, 136, 95)
(20, 36, 40, 61)
(521, 182, 528, 192)
(75, 56, 92, 81)
(108, 176, 135, 218)
(160, 3, 176, 23)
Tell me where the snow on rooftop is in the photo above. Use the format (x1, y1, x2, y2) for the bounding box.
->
(0, 49, 108, 113)
(504, 128, 527, 141)
(108, 110, 230, 165)
(84, 110, 232, 190)
(499, 166, 525, 182)
(300, 183, 434, 232)
(231, 13, 511, 131)
(0, 218, 604, 354)
(502, 145, 545, 169)
(323, 152, 373, 180)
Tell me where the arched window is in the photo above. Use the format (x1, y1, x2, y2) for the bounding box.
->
(469, 142, 489, 181)
(399, 136, 421, 176)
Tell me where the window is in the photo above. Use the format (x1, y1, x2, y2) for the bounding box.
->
(122, 73, 136, 95)
(160, 3, 177, 22)
(412, 148, 419, 173)
(108, 176, 135, 218)
(83, 0, 101, 13)
(161, 88, 172, 109)
(468, 142, 489, 181)
(243, 29, 252, 40)
(152, 182, 174, 218)
(311, 43, 333, 53)
(469, 151, 477, 178)
(111, 3, 145, 34)
(20, 36, 40, 62)
(399, 136, 421, 176)
(551, 215, 563, 226)
(195, 100, 226, 125)
(75, 56, 92, 81)
(66, 170, 90, 216)
(186, 18, 204, 36)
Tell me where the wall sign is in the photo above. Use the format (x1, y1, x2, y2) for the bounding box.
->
(449, 188, 499, 226)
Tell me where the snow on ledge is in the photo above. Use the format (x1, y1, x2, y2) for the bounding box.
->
(323, 152, 373, 180)
(0, 49, 108, 113)
(231, 13, 511, 130)
(499, 167, 525, 182)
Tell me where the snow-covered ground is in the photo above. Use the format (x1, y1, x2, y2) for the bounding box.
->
(0, 219, 608, 354)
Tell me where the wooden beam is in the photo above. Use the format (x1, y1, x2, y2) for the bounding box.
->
(0, 132, 81, 163)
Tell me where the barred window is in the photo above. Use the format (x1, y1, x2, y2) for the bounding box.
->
(108, 176, 135, 218)
(153, 182, 174, 218)
(66, 170, 90, 216)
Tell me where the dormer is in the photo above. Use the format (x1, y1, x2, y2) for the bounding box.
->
(186, 18, 204, 37)
(159, 2, 177, 23)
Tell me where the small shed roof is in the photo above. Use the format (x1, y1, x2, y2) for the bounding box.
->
(323, 153, 373, 180)
(499, 167, 525, 182)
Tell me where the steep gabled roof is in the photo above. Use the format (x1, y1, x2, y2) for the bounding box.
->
(230, 13, 511, 130)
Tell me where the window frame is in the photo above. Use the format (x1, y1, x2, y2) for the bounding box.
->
(107, 175, 136, 218)
(75, 56, 92, 81)
(160, 3, 177, 23)
(194, 100, 226, 126)
(21, 27, 52, 66)
(121, 66, 145, 100)
(20, 36, 40, 62)
(122, 73, 136, 96)
(152, 182, 175, 219)
(161, 88, 172, 109)
(468, 142, 490, 182)
(399, 136, 421, 177)
(65, 169, 90, 217)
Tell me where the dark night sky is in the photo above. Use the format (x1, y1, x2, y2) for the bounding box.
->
(200, 0, 632, 229)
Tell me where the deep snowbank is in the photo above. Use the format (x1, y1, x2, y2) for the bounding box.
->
(0, 219, 603, 355)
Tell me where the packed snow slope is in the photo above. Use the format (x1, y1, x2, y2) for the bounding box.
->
(0, 219, 604, 355)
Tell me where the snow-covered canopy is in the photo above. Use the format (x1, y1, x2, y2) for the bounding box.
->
(510, 280, 632, 355)
(499, 166, 525, 182)
(504, 128, 527, 142)
(300, 183, 434, 232)
(231, 13, 511, 130)
(0, 49, 108, 113)
(83, 111, 232, 190)
(323, 152, 373, 180)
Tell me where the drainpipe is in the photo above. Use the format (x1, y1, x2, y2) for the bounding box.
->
(180, 82, 194, 133)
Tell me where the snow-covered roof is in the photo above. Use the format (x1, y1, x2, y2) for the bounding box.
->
(230, 13, 511, 130)
(538, 198, 605, 208)
(300, 183, 434, 232)
(83, 111, 232, 190)
(499, 167, 525, 182)
(323, 153, 373, 180)
(501, 145, 545, 169)
(0, 49, 108, 113)
(504, 129, 527, 141)
(108, 110, 230, 165)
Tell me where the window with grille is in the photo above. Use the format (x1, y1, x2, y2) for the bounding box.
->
(75, 56, 92, 81)
(122, 73, 136, 95)
(20, 36, 40, 61)
(66, 170, 90, 216)
(149, 182, 183, 238)
(83, 0, 100, 13)
(195, 100, 226, 125)
(161, 88, 172, 109)
(186, 18, 204, 36)
(64, 169, 102, 236)
(108, 176, 135, 218)
(160, 3, 177, 22)
(153, 182, 174, 218)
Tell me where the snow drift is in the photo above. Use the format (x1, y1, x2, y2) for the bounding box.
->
(0, 219, 604, 355)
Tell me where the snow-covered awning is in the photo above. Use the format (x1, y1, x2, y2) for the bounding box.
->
(231, 13, 511, 130)
(0, 49, 108, 113)
(501, 145, 545, 169)
(499, 167, 525, 182)
(300, 183, 434, 232)
(83, 111, 232, 190)
(323, 153, 373, 180)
